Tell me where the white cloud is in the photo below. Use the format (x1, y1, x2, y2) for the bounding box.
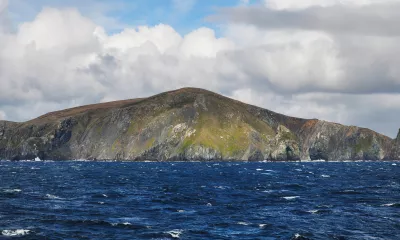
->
(0, 0, 7, 12)
(0, 110, 5, 120)
(263, 0, 398, 9)
(0, 1, 400, 138)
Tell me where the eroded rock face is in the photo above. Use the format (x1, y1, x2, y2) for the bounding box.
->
(0, 88, 397, 161)
(390, 129, 400, 160)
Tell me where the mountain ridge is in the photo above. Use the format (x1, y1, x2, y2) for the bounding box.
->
(0, 87, 398, 161)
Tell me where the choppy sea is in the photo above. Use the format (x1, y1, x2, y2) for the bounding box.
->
(0, 161, 399, 239)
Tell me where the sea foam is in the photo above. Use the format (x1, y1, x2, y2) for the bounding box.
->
(2, 229, 30, 236)
(166, 229, 183, 238)
(282, 196, 300, 200)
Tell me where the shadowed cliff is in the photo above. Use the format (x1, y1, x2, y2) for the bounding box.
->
(0, 88, 397, 161)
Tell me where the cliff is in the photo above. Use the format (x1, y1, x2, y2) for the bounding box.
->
(0, 88, 397, 161)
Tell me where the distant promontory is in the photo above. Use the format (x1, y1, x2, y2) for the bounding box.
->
(1, 88, 399, 161)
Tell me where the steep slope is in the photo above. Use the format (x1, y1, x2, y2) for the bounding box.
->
(0, 88, 397, 161)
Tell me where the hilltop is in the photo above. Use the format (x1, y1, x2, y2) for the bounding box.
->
(0, 88, 398, 161)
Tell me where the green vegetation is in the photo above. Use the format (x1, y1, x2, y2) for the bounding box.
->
(178, 105, 276, 158)
(355, 136, 373, 153)
(280, 130, 297, 141)
(145, 137, 156, 149)
(127, 120, 136, 134)
(111, 139, 122, 152)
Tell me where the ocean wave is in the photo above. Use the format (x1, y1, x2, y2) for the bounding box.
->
(166, 229, 183, 238)
(1, 229, 30, 236)
(3, 189, 22, 193)
(259, 223, 271, 229)
(111, 222, 132, 226)
(307, 210, 320, 214)
(381, 203, 400, 207)
(306, 209, 332, 214)
(45, 194, 63, 199)
(282, 196, 300, 200)
(291, 233, 311, 240)
(237, 221, 250, 226)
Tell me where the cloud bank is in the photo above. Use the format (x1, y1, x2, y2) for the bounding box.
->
(1, 0, 400, 138)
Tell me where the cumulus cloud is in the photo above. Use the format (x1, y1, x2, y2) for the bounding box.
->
(0, 5, 239, 120)
(0, 0, 400, 138)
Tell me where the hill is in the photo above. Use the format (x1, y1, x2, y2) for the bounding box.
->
(0, 88, 398, 161)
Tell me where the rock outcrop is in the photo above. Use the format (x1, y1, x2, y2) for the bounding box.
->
(0, 88, 397, 161)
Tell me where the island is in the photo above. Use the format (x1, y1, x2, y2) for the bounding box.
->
(0, 88, 399, 161)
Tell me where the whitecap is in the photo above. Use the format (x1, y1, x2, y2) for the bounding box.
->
(307, 210, 319, 214)
(392, 163, 397, 166)
(45, 194, 62, 199)
(102, 194, 108, 197)
(381, 203, 399, 207)
(177, 210, 185, 213)
(263, 190, 274, 193)
(292, 233, 306, 239)
(321, 175, 330, 178)
(259, 224, 268, 228)
(4, 189, 22, 193)
(2, 229, 30, 236)
(282, 196, 300, 200)
(237, 221, 250, 226)
(256, 169, 263, 171)
(344, 189, 355, 192)
(166, 229, 183, 238)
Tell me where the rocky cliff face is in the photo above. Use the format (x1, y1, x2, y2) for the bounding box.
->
(0, 88, 397, 161)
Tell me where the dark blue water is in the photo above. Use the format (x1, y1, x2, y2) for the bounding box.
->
(0, 161, 399, 240)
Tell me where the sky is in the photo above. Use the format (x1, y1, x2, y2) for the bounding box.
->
(0, 0, 400, 138)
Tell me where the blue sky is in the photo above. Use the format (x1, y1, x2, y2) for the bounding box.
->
(7, 0, 253, 35)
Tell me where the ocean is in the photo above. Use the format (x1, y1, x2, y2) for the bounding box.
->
(0, 161, 399, 239)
